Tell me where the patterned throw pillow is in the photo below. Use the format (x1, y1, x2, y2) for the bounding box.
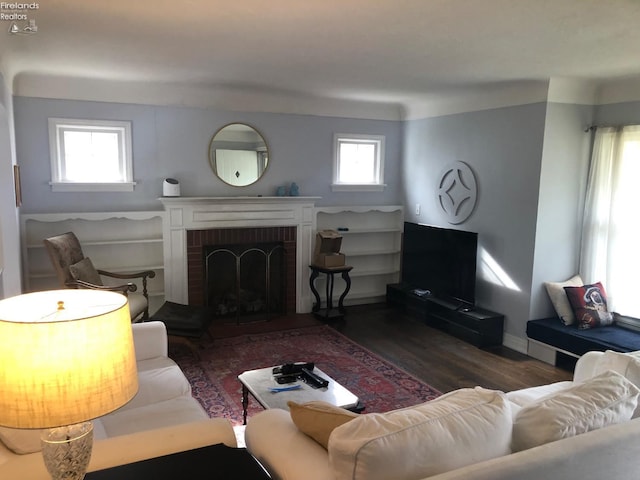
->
(564, 282, 614, 329)
(68, 257, 103, 286)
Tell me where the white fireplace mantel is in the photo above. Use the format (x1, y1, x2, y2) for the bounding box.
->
(158, 196, 320, 313)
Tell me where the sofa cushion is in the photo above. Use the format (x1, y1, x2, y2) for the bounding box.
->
(564, 282, 614, 329)
(506, 381, 573, 408)
(512, 370, 639, 452)
(579, 350, 640, 418)
(68, 257, 103, 285)
(0, 420, 109, 455)
(328, 387, 512, 480)
(544, 274, 583, 325)
(119, 357, 192, 411)
(0, 358, 198, 454)
(288, 400, 359, 449)
(0, 427, 43, 455)
(98, 396, 208, 437)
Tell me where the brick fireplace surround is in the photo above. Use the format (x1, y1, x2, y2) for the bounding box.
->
(158, 197, 319, 314)
(187, 226, 296, 312)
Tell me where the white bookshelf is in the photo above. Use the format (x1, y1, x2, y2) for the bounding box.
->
(20, 211, 166, 315)
(314, 205, 403, 306)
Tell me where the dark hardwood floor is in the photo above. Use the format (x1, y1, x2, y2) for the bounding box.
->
(209, 302, 572, 394)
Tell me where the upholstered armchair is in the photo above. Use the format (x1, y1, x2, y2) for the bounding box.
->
(43, 232, 156, 321)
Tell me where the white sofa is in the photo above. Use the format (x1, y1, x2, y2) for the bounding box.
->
(245, 350, 640, 480)
(0, 321, 237, 478)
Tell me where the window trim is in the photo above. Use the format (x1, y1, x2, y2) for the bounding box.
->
(332, 133, 386, 192)
(48, 118, 135, 192)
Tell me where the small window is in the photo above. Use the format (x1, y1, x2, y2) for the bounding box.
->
(48, 118, 135, 192)
(332, 134, 385, 192)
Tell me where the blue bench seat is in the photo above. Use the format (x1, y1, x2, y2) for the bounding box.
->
(527, 317, 640, 363)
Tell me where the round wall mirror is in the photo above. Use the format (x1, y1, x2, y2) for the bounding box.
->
(208, 123, 269, 187)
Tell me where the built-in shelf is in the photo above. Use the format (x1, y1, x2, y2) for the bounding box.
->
(21, 211, 166, 315)
(314, 205, 403, 306)
(26, 238, 165, 249)
(338, 227, 400, 234)
(342, 248, 401, 257)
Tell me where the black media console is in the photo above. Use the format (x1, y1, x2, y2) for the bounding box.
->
(386, 283, 504, 348)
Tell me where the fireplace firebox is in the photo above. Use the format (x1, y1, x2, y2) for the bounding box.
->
(204, 242, 285, 323)
(186, 226, 297, 321)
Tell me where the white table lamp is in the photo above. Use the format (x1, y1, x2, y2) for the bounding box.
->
(0, 289, 139, 480)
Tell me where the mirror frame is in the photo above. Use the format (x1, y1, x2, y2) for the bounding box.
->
(208, 122, 270, 187)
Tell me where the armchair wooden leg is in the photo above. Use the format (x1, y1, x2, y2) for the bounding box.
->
(142, 277, 150, 320)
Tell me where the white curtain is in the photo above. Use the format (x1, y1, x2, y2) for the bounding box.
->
(580, 125, 640, 318)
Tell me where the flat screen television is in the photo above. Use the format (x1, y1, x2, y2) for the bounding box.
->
(401, 222, 478, 306)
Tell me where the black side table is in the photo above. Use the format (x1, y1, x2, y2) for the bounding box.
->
(309, 264, 353, 321)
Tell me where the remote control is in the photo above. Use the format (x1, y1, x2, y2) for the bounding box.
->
(301, 367, 329, 388)
(272, 362, 315, 375)
(274, 374, 299, 384)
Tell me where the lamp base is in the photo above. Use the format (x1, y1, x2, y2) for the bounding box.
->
(41, 422, 93, 480)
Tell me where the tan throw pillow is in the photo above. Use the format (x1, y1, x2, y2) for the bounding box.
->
(288, 400, 359, 449)
(512, 370, 640, 452)
(544, 274, 583, 325)
(69, 257, 103, 286)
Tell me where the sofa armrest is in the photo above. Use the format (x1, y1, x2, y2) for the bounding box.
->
(573, 350, 605, 382)
(245, 409, 332, 480)
(132, 321, 168, 361)
(426, 417, 640, 480)
(0, 418, 236, 479)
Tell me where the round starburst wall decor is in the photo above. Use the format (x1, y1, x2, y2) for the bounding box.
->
(436, 161, 477, 225)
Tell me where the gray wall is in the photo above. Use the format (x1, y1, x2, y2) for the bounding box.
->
(403, 103, 548, 344)
(14, 97, 403, 213)
(11, 92, 640, 347)
(0, 74, 21, 298)
(595, 100, 640, 126)
(402, 99, 637, 346)
(529, 102, 593, 322)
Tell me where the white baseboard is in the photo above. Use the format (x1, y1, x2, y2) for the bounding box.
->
(502, 332, 528, 354)
(527, 339, 558, 365)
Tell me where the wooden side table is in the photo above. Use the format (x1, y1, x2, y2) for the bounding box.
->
(308, 264, 353, 321)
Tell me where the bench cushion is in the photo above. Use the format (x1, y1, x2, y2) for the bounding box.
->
(527, 318, 640, 356)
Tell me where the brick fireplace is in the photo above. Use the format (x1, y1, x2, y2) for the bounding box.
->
(158, 196, 319, 313)
(187, 226, 297, 317)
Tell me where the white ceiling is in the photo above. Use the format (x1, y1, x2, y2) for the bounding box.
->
(1, 0, 640, 118)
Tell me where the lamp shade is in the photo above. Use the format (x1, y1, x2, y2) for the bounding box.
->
(0, 289, 138, 428)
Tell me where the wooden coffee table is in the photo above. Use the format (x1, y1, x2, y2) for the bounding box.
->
(238, 366, 361, 424)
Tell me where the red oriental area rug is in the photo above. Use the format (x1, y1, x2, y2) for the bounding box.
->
(170, 325, 441, 426)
